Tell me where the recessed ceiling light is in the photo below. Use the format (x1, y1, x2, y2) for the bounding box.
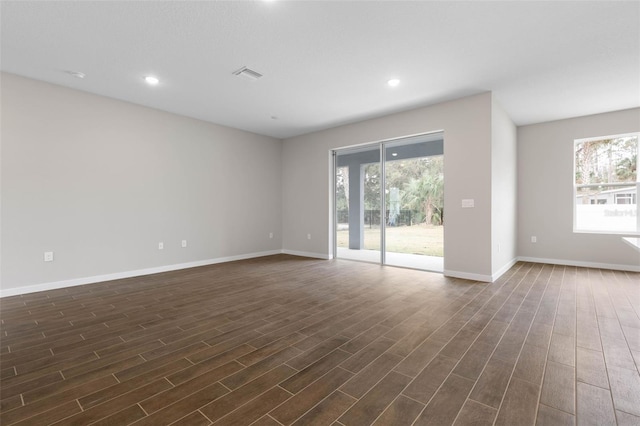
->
(391, 152, 398, 157)
(66, 70, 85, 79)
(144, 76, 160, 85)
(387, 79, 400, 87)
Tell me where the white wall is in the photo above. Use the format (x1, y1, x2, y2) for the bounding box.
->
(1, 73, 283, 293)
(518, 108, 640, 270)
(491, 97, 518, 276)
(282, 93, 495, 281)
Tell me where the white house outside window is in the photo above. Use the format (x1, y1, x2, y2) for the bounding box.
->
(614, 193, 636, 205)
(574, 133, 639, 234)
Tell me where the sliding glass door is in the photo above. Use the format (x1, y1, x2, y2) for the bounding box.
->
(334, 132, 444, 272)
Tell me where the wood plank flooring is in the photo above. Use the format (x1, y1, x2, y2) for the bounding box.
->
(1, 254, 639, 425)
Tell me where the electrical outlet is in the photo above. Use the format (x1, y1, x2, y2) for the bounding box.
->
(531, 236, 537, 243)
(269, 233, 273, 239)
(307, 233, 311, 240)
(158, 242, 164, 250)
(181, 240, 187, 248)
(461, 199, 475, 208)
(44, 251, 54, 262)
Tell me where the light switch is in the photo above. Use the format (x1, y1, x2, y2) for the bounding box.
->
(461, 199, 475, 208)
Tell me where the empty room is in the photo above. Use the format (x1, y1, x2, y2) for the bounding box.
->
(1, 1, 639, 425)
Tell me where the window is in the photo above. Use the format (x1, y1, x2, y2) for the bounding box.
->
(574, 133, 639, 234)
(615, 193, 636, 205)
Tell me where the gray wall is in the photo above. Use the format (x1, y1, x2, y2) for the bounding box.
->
(518, 108, 640, 269)
(282, 92, 496, 280)
(491, 98, 518, 274)
(1, 73, 283, 291)
(4, 72, 635, 294)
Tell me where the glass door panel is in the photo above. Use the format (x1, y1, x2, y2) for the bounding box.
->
(383, 137, 444, 272)
(335, 147, 381, 263)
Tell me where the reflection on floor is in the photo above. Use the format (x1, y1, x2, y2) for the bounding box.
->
(336, 247, 444, 272)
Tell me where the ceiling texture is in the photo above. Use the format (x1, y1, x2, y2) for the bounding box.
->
(1, 1, 639, 139)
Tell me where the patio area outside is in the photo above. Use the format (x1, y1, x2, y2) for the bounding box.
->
(336, 223, 443, 257)
(336, 223, 444, 272)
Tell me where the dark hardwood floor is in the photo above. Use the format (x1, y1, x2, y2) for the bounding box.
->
(1, 254, 639, 425)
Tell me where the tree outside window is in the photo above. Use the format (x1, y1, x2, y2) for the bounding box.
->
(574, 133, 639, 234)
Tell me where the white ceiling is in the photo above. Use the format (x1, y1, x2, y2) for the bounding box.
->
(1, 1, 639, 139)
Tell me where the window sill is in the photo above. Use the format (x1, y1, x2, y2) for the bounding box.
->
(623, 237, 640, 251)
(573, 229, 640, 237)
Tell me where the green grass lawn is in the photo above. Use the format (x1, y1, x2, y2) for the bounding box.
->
(337, 224, 443, 257)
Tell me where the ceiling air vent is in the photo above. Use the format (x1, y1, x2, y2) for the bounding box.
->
(232, 66, 263, 81)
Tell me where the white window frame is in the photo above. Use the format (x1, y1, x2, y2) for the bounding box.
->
(573, 132, 639, 235)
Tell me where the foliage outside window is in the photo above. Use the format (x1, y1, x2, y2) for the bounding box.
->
(335, 156, 444, 227)
(386, 156, 444, 226)
(574, 133, 639, 234)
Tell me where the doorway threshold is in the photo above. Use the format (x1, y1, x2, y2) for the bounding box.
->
(336, 247, 443, 273)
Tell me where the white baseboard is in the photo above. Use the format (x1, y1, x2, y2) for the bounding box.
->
(0, 250, 283, 298)
(281, 249, 332, 260)
(492, 258, 519, 282)
(518, 256, 640, 273)
(443, 269, 493, 283)
(5, 252, 633, 298)
(446, 255, 638, 284)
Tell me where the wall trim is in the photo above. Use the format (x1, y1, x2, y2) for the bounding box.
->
(518, 256, 640, 273)
(281, 249, 332, 260)
(491, 258, 519, 282)
(443, 269, 493, 283)
(5, 252, 634, 298)
(0, 250, 283, 298)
